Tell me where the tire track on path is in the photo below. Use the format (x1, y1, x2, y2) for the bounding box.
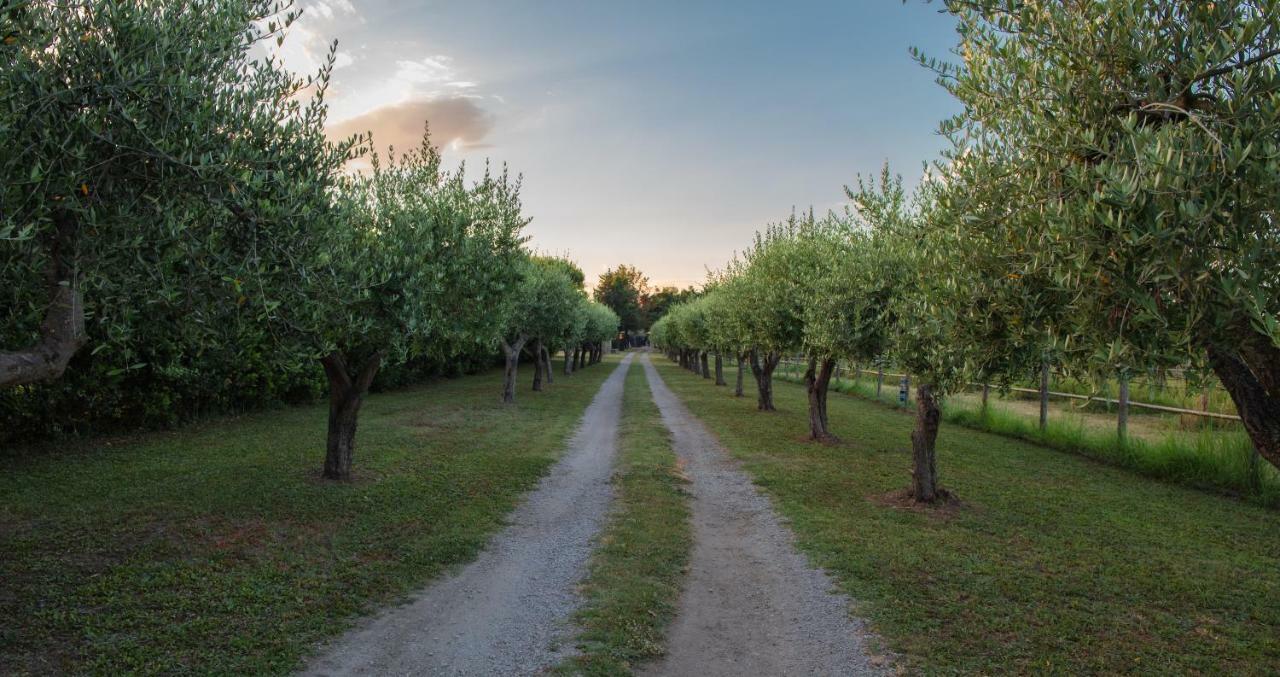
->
(638, 352, 886, 677)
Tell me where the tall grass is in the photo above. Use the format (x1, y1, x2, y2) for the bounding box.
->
(775, 370, 1280, 509)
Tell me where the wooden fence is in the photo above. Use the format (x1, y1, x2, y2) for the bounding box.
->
(776, 357, 1243, 425)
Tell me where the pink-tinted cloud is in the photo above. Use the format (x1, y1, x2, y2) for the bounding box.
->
(326, 97, 495, 156)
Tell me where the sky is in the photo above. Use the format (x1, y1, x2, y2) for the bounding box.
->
(275, 1, 962, 289)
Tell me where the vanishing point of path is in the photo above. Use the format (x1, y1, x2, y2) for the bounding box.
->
(639, 353, 886, 676)
(304, 353, 634, 676)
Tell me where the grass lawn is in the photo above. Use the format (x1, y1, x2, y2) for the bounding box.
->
(558, 355, 692, 675)
(774, 367, 1280, 508)
(0, 356, 620, 675)
(653, 357, 1280, 675)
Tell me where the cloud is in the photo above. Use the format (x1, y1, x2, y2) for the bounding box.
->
(326, 97, 496, 156)
(267, 0, 362, 76)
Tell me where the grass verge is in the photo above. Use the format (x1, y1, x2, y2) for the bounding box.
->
(0, 356, 621, 675)
(557, 356, 692, 675)
(775, 368, 1280, 509)
(659, 357, 1280, 674)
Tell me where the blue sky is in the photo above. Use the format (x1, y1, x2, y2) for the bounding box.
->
(281, 1, 961, 287)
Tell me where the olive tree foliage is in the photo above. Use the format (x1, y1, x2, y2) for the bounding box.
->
(928, 0, 1280, 469)
(0, 0, 355, 431)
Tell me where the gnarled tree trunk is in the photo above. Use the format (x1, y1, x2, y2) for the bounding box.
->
(911, 382, 943, 502)
(714, 353, 725, 386)
(749, 349, 780, 411)
(320, 350, 385, 481)
(700, 351, 710, 379)
(563, 344, 573, 375)
(0, 212, 87, 389)
(1208, 341, 1280, 472)
(804, 356, 837, 441)
(501, 337, 527, 403)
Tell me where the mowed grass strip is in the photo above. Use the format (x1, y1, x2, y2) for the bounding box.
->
(0, 356, 621, 676)
(651, 358, 1280, 675)
(559, 355, 692, 675)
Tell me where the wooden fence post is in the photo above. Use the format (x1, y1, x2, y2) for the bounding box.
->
(1039, 362, 1050, 432)
(1117, 372, 1130, 442)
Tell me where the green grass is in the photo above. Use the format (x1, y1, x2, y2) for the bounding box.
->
(775, 368, 1280, 509)
(0, 357, 621, 675)
(657, 357, 1280, 675)
(558, 356, 692, 675)
(944, 402, 1280, 509)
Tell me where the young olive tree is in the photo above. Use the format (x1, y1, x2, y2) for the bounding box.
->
(848, 169, 973, 503)
(799, 201, 908, 440)
(933, 0, 1280, 469)
(723, 222, 808, 411)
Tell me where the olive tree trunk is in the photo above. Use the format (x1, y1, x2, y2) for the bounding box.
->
(714, 353, 726, 386)
(530, 339, 545, 392)
(319, 350, 385, 481)
(541, 344, 553, 385)
(749, 349, 780, 411)
(0, 212, 87, 389)
(501, 337, 527, 403)
(563, 344, 573, 375)
(1208, 341, 1280, 472)
(700, 351, 710, 379)
(911, 382, 943, 502)
(735, 354, 746, 397)
(803, 356, 837, 441)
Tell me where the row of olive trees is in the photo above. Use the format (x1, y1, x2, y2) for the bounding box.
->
(654, 0, 1280, 502)
(0, 1, 600, 479)
(497, 256, 619, 404)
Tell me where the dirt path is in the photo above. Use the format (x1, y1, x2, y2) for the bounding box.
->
(638, 353, 886, 677)
(303, 353, 634, 676)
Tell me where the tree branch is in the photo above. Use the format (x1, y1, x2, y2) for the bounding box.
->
(0, 211, 86, 389)
(1191, 46, 1280, 85)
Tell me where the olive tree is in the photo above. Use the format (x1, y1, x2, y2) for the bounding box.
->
(0, 0, 349, 403)
(799, 199, 908, 440)
(582, 302, 621, 365)
(722, 222, 809, 411)
(932, 0, 1280, 470)
(310, 141, 526, 479)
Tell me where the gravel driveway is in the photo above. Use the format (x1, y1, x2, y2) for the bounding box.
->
(302, 353, 634, 676)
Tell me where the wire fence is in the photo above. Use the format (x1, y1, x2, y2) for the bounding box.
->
(776, 357, 1242, 423)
